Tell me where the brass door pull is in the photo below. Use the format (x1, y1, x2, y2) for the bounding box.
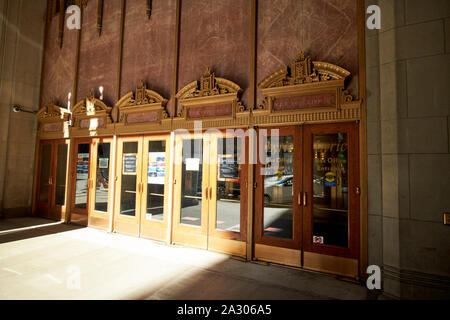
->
(298, 192, 302, 206)
(303, 192, 307, 207)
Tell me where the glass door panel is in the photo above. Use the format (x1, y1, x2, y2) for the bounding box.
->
(94, 142, 111, 213)
(120, 141, 138, 217)
(215, 137, 242, 232)
(180, 139, 203, 227)
(74, 143, 90, 210)
(145, 140, 166, 221)
(139, 136, 171, 242)
(302, 122, 359, 262)
(262, 134, 294, 240)
(54, 143, 68, 207)
(38, 143, 52, 205)
(254, 126, 302, 265)
(113, 137, 142, 237)
(312, 133, 348, 248)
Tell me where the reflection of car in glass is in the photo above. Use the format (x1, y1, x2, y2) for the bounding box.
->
(264, 175, 293, 204)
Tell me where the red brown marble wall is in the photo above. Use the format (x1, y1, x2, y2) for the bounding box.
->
(177, 0, 251, 111)
(76, 0, 121, 107)
(120, 0, 176, 115)
(257, 0, 359, 104)
(41, 0, 360, 114)
(40, 13, 78, 109)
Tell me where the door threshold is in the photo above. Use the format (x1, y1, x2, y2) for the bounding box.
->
(250, 258, 362, 285)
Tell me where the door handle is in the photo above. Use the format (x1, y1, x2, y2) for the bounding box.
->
(303, 192, 307, 207)
(209, 187, 213, 200)
(205, 187, 209, 200)
(298, 192, 302, 206)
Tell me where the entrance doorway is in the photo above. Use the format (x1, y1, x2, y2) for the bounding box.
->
(113, 134, 171, 241)
(172, 131, 248, 257)
(35, 139, 69, 220)
(70, 137, 113, 229)
(254, 123, 360, 277)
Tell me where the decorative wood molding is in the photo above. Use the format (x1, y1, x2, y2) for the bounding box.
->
(37, 99, 70, 123)
(174, 68, 248, 129)
(37, 99, 70, 138)
(255, 51, 360, 126)
(70, 90, 113, 134)
(115, 81, 171, 134)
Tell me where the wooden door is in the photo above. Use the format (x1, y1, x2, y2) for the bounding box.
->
(302, 122, 360, 277)
(35, 140, 54, 219)
(253, 126, 303, 267)
(70, 138, 92, 225)
(113, 136, 143, 236)
(50, 140, 69, 221)
(139, 134, 171, 241)
(88, 137, 114, 230)
(207, 131, 248, 257)
(35, 139, 69, 221)
(172, 132, 209, 249)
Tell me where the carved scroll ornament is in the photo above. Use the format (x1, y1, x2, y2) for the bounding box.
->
(175, 68, 246, 121)
(255, 51, 360, 125)
(71, 90, 112, 129)
(115, 81, 169, 126)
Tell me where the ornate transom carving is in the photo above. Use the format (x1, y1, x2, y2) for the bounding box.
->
(37, 99, 69, 123)
(258, 51, 351, 89)
(115, 81, 169, 125)
(177, 68, 243, 100)
(124, 81, 164, 106)
(175, 68, 247, 121)
(256, 51, 357, 115)
(71, 90, 112, 129)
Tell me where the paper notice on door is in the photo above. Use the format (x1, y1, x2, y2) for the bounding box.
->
(186, 158, 200, 171)
(148, 152, 165, 185)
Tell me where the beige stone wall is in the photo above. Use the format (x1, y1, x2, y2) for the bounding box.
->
(366, 0, 450, 299)
(0, 0, 46, 218)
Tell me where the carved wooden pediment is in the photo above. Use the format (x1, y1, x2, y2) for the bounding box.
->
(256, 51, 355, 112)
(37, 99, 70, 134)
(254, 51, 360, 126)
(258, 51, 351, 89)
(71, 90, 112, 129)
(175, 68, 247, 122)
(37, 99, 69, 123)
(115, 81, 169, 126)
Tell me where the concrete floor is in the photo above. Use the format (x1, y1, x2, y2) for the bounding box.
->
(0, 217, 368, 300)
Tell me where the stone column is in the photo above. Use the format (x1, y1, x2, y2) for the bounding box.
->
(366, 0, 450, 299)
(0, 0, 46, 218)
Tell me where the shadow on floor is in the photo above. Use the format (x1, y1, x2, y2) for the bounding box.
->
(0, 217, 84, 244)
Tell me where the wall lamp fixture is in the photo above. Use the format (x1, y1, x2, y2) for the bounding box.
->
(12, 105, 37, 114)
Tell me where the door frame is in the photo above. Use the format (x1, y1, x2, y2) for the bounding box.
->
(302, 122, 360, 259)
(112, 135, 144, 236)
(70, 138, 94, 223)
(207, 130, 248, 257)
(35, 139, 69, 221)
(172, 131, 210, 249)
(253, 126, 303, 250)
(88, 137, 114, 230)
(139, 134, 172, 241)
(252, 123, 360, 276)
